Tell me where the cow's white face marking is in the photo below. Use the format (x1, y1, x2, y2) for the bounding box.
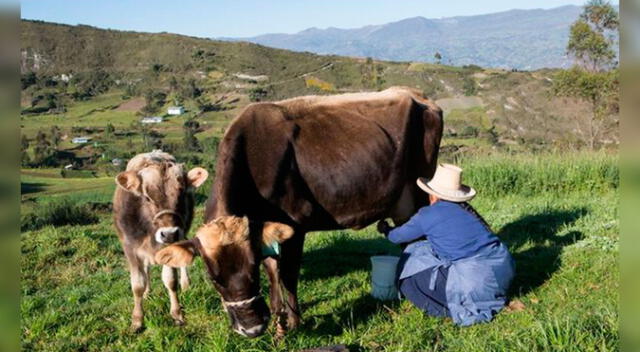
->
(155, 226, 182, 244)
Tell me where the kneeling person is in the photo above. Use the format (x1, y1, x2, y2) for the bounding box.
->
(377, 164, 515, 326)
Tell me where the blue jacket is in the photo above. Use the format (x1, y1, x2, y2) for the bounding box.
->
(388, 201, 515, 326)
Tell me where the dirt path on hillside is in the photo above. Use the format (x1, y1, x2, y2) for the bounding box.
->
(115, 98, 145, 112)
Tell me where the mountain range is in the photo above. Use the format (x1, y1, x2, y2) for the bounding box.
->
(229, 5, 588, 70)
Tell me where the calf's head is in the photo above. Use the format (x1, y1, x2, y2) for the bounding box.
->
(155, 216, 294, 338)
(116, 159, 208, 244)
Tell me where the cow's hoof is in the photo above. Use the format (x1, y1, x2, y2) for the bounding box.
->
(171, 311, 185, 326)
(275, 324, 287, 339)
(130, 322, 145, 333)
(287, 315, 301, 331)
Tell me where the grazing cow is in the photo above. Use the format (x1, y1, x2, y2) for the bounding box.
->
(113, 150, 208, 332)
(156, 86, 443, 337)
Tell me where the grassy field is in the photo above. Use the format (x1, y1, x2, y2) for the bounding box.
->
(20, 152, 619, 351)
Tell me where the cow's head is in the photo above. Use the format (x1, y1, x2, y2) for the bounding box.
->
(155, 216, 294, 338)
(116, 157, 208, 244)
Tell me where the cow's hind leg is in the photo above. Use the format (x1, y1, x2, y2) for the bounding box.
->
(162, 265, 185, 326)
(127, 256, 148, 332)
(263, 257, 286, 336)
(279, 232, 306, 332)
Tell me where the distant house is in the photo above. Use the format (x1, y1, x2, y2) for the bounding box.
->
(112, 158, 124, 166)
(141, 116, 163, 124)
(167, 106, 185, 115)
(64, 164, 74, 170)
(72, 136, 92, 144)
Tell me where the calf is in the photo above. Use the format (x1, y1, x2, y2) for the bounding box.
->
(113, 150, 208, 332)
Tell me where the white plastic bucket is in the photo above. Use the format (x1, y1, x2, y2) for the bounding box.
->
(370, 255, 400, 300)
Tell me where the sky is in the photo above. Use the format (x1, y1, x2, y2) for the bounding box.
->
(20, 0, 619, 38)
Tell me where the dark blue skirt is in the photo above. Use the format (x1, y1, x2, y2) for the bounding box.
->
(399, 266, 450, 317)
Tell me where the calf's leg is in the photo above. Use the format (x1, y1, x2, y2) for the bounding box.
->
(162, 265, 185, 325)
(142, 264, 151, 298)
(279, 232, 306, 331)
(179, 267, 190, 291)
(127, 257, 148, 332)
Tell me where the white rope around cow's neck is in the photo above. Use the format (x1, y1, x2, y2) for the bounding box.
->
(222, 295, 262, 308)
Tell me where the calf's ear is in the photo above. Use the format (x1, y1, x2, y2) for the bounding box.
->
(262, 222, 295, 244)
(187, 167, 209, 188)
(155, 240, 198, 268)
(115, 171, 142, 195)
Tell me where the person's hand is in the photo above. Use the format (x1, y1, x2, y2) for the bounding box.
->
(377, 220, 391, 236)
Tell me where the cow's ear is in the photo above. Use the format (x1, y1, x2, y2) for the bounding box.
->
(155, 240, 198, 268)
(262, 222, 295, 244)
(187, 167, 209, 188)
(115, 171, 142, 195)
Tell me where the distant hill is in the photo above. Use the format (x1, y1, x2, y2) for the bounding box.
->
(20, 20, 618, 152)
(230, 5, 587, 70)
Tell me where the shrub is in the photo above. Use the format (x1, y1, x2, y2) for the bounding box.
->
(305, 76, 335, 92)
(21, 199, 99, 232)
(248, 86, 268, 102)
(460, 126, 479, 137)
(462, 76, 478, 96)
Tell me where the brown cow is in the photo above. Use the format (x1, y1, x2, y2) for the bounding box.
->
(113, 150, 208, 332)
(156, 86, 443, 337)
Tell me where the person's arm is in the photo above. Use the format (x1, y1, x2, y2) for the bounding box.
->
(382, 211, 426, 244)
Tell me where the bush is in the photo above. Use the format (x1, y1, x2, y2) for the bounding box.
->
(462, 76, 477, 96)
(460, 126, 479, 137)
(21, 199, 99, 232)
(248, 86, 268, 102)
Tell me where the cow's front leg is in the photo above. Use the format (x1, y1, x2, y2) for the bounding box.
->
(262, 257, 286, 335)
(279, 232, 306, 331)
(162, 265, 185, 326)
(128, 257, 148, 332)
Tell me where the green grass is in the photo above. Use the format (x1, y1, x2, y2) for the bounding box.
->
(21, 168, 115, 216)
(20, 153, 619, 351)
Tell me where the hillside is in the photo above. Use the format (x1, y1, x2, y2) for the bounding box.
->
(20, 20, 617, 173)
(232, 5, 602, 70)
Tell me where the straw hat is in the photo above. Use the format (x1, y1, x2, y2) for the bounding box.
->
(416, 164, 476, 202)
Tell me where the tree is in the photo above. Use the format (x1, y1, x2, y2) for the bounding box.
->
(21, 135, 30, 166)
(552, 0, 618, 150)
(33, 130, 55, 166)
(69, 70, 112, 100)
(434, 52, 442, 65)
(181, 79, 201, 99)
(553, 67, 618, 149)
(50, 125, 62, 148)
(567, 0, 618, 72)
(140, 125, 164, 150)
(21, 72, 37, 90)
(183, 118, 202, 152)
(141, 89, 167, 115)
(169, 76, 179, 91)
(105, 123, 115, 140)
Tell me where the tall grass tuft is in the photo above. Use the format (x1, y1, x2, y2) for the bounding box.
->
(457, 152, 618, 197)
(21, 198, 99, 232)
